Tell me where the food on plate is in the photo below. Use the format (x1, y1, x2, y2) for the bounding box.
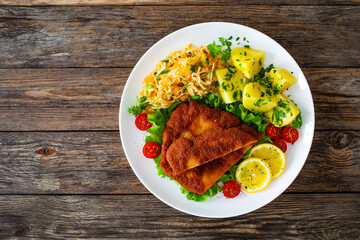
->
(128, 36, 303, 201)
(267, 68, 297, 92)
(282, 126, 299, 143)
(173, 145, 252, 195)
(215, 67, 247, 103)
(264, 94, 300, 127)
(139, 44, 226, 111)
(135, 113, 153, 131)
(223, 180, 241, 198)
(273, 139, 287, 153)
(242, 82, 278, 112)
(231, 47, 265, 80)
(162, 101, 260, 176)
(248, 143, 286, 180)
(159, 101, 262, 193)
(235, 157, 271, 193)
(266, 123, 282, 140)
(143, 142, 161, 158)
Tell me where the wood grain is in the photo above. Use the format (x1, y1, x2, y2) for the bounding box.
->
(0, 131, 358, 194)
(1, 0, 359, 6)
(0, 194, 359, 238)
(0, 6, 359, 68)
(0, 68, 359, 131)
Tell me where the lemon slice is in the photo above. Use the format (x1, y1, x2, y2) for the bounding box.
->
(235, 158, 271, 193)
(248, 143, 286, 180)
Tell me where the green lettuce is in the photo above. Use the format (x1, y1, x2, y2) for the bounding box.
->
(143, 94, 271, 202)
(291, 112, 302, 129)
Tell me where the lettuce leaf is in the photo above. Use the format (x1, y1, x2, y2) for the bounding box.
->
(144, 94, 271, 202)
(291, 112, 302, 129)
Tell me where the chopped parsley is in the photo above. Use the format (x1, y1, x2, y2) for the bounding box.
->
(278, 99, 288, 108)
(145, 84, 155, 89)
(199, 62, 203, 67)
(232, 90, 238, 99)
(190, 64, 196, 72)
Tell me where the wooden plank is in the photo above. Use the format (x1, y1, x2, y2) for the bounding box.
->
(0, 131, 358, 194)
(0, 68, 359, 131)
(0, 6, 359, 68)
(0, 68, 123, 131)
(1, 0, 359, 6)
(0, 194, 359, 238)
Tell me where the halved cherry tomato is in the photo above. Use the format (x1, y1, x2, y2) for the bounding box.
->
(223, 181, 241, 198)
(143, 142, 161, 158)
(135, 113, 152, 131)
(282, 126, 299, 143)
(266, 124, 282, 140)
(273, 139, 287, 153)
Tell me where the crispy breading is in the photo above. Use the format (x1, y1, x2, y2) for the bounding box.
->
(160, 100, 259, 176)
(159, 100, 262, 194)
(173, 124, 262, 194)
(160, 101, 240, 178)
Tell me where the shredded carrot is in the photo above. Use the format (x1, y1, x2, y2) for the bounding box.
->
(140, 44, 226, 111)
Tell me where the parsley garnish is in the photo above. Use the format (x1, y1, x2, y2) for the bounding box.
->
(127, 96, 148, 115)
(232, 90, 238, 99)
(278, 99, 288, 108)
(145, 84, 155, 89)
(207, 37, 232, 63)
(190, 65, 196, 72)
(244, 45, 250, 48)
(254, 99, 264, 107)
(279, 110, 286, 118)
(199, 62, 203, 67)
(207, 41, 222, 58)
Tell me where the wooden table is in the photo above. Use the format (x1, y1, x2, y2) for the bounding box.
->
(0, 0, 359, 238)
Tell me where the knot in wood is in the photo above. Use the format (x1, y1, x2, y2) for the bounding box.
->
(331, 132, 353, 149)
(35, 147, 57, 156)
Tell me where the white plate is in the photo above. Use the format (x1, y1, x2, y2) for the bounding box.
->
(119, 22, 315, 218)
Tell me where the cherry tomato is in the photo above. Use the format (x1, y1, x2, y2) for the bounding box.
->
(223, 181, 241, 198)
(282, 126, 299, 143)
(135, 113, 152, 131)
(273, 139, 287, 153)
(143, 142, 161, 158)
(266, 124, 282, 140)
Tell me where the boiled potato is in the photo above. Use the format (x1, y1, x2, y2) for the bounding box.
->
(242, 82, 278, 112)
(216, 67, 247, 103)
(267, 68, 297, 92)
(231, 47, 265, 80)
(265, 94, 300, 127)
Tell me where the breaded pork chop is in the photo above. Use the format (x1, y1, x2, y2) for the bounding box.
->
(173, 124, 262, 194)
(160, 100, 241, 178)
(160, 100, 261, 180)
(160, 100, 259, 176)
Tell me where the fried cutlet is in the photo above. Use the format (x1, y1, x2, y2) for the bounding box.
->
(160, 100, 259, 176)
(173, 124, 263, 194)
